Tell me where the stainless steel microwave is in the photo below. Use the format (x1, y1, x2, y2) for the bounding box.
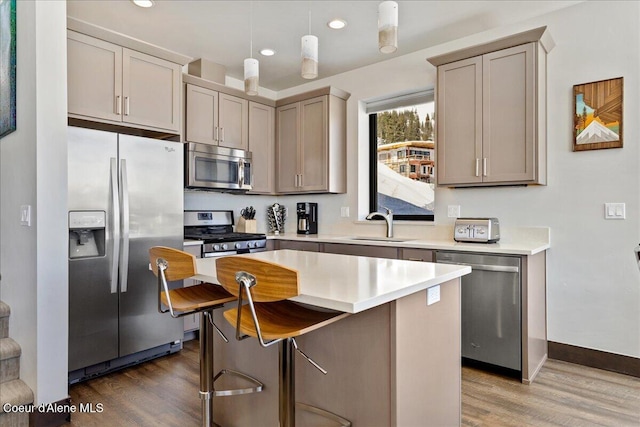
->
(185, 142, 253, 192)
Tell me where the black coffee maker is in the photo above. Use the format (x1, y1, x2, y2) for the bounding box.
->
(297, 202, 318, 235)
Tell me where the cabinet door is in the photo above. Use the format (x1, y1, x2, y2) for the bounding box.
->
(67, 31, 122, 123)
(122, 48, 181, 132)
(276, 103, 301, 193)
(437, 56, 483, 186)
(219, 93, 249, 150)
(299, 96, 328, 191)
(248, 102, 275, 194)
(323, 243, 398, 259)
(482, 44, 535, 183)
(185, 84, 219, 145)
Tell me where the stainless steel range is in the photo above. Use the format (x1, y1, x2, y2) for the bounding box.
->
(184, 210, 267, 257)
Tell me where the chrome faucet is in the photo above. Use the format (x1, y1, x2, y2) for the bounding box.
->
(366, 207, 394, 238)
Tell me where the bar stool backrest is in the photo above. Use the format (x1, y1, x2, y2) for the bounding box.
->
(216, 256, 300, 302)
(149, 246, 197, 281)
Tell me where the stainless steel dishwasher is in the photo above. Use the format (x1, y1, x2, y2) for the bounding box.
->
(435, 251, 521, 371)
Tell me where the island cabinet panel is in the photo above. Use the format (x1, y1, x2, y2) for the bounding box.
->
(323, 243, 398, 259)
(211, 280, 462, 426)
(67, 31, 181, 134)
(275, 240, 321, 252)
(434, 37, 548, 187)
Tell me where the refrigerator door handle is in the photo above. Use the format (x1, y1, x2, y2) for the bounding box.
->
(119, 159, 130, 293)
(110, 158, 120, 294)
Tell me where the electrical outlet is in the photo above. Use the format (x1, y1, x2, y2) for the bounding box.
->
(447, 205, 461, 218)
(427, 285, 440, 305)
(340, 206, 350, 218)
(604, 203, 625, 219)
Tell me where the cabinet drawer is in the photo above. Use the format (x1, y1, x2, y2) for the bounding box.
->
(323, 243, 398, 259)
(401, 248, 434, 262)
(277, 240, 321, 252)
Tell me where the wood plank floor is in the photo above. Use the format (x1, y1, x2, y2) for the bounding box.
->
(66, 339, 640, 427)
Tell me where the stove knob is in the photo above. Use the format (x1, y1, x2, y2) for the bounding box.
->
(213, 244, 220, 251)
(247, 241, 254, 248)
(235, 243, 241, 249)
(222, 243, 228, 250)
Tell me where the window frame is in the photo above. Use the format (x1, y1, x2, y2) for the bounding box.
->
(368, 113, 435, 222)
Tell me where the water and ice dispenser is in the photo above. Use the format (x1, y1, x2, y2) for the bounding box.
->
(69, 211, 106, 259)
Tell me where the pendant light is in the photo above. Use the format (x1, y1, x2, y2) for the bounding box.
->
(244, 2, 259, 96)
(378, 1, 398, 54)
(301, 11, 318, 79)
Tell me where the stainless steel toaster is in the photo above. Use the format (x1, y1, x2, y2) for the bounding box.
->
(454, 218, 500, 243)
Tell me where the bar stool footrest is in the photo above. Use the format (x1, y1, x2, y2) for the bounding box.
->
(296, 402, 352, 427)
(213, 369, 264, 397)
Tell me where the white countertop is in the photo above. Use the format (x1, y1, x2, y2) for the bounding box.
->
(268, 232, 550, 256)
(194, 249, 471, 313)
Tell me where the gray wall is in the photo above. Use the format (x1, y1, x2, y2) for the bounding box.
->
(0, 0, 68, 405)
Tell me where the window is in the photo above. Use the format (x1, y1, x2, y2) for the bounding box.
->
(368, 90, 435, 221)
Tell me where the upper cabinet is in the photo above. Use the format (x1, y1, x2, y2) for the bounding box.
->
(276, 87, 350, 194)
(67, 29, 184, 134)
(428, 27, 554, 187)
(247, 102, 275, 194)
(184, 83, 249, 150)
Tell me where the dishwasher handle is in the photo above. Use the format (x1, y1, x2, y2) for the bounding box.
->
(436, 260, 519, 273)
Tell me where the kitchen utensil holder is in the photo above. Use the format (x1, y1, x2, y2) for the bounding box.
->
(237, 218, 257, 233)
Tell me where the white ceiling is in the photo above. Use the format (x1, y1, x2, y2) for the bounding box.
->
(66, 1, 581, 92)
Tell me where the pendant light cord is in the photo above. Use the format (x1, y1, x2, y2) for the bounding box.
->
(250, 1, 253, 58)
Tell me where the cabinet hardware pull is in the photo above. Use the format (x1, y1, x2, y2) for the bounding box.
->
(124, 97, 130, 116)
(214, 126, 219, 142)
(483, 158, 487, 177)
(475, 159, 480, 177)
(408, 258, 424, 262)
(299, 174, 303, 187)
(116, 96, 121, 115)
(220, 127, 225, 142)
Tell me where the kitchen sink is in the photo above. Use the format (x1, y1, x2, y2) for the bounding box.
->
(343, 236, 415, 243)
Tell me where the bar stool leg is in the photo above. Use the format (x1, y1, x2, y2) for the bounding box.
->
(279, 338, 296, 427)
(200, 311, 216, 427)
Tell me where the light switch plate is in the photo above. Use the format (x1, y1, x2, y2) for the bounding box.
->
(447, 205, 461, 218)
(604, 203, 625, 219)
(340, 206, 350, 218)
(20, 205, 31, 226)
(427, 285, 440, 305)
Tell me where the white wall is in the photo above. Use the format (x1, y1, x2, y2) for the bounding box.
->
(0, 0, 69, 404)
(189, 1, 640, 358)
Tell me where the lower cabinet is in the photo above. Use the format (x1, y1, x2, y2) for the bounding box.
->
(323, 243, 398, 259)
(276, 240, 321, 252)
(182, 243, 202, 333)
(400, 248, 434, 262)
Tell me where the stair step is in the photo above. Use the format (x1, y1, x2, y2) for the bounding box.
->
(0, 338, 21, 383)
(0, 301, 9, 339)
(0, 379, 33, 427)
(0, 379, 34, 411)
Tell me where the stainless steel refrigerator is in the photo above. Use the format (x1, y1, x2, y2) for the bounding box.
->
(67, 126, 183, 381)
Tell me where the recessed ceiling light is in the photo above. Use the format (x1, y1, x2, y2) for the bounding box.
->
(260, 48, 276, 57)
(327, 19, 347, 30)
(132, 0, 154, 8)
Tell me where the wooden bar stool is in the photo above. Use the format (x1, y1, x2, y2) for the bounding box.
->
(149, 247, 263, 427)
(216, 255, 352, 427)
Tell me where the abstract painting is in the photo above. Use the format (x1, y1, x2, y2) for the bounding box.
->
(573, 77, 623, 151)
(0, 0, 16, 139)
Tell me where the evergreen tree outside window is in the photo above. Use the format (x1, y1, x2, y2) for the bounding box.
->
(368, 90, 435, 221)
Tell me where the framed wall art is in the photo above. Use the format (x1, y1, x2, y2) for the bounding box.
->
(573, 77, 623, 151)
(0, 0, 17, 139)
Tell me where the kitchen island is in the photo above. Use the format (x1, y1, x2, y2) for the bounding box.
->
(194, 250, 471, 427)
